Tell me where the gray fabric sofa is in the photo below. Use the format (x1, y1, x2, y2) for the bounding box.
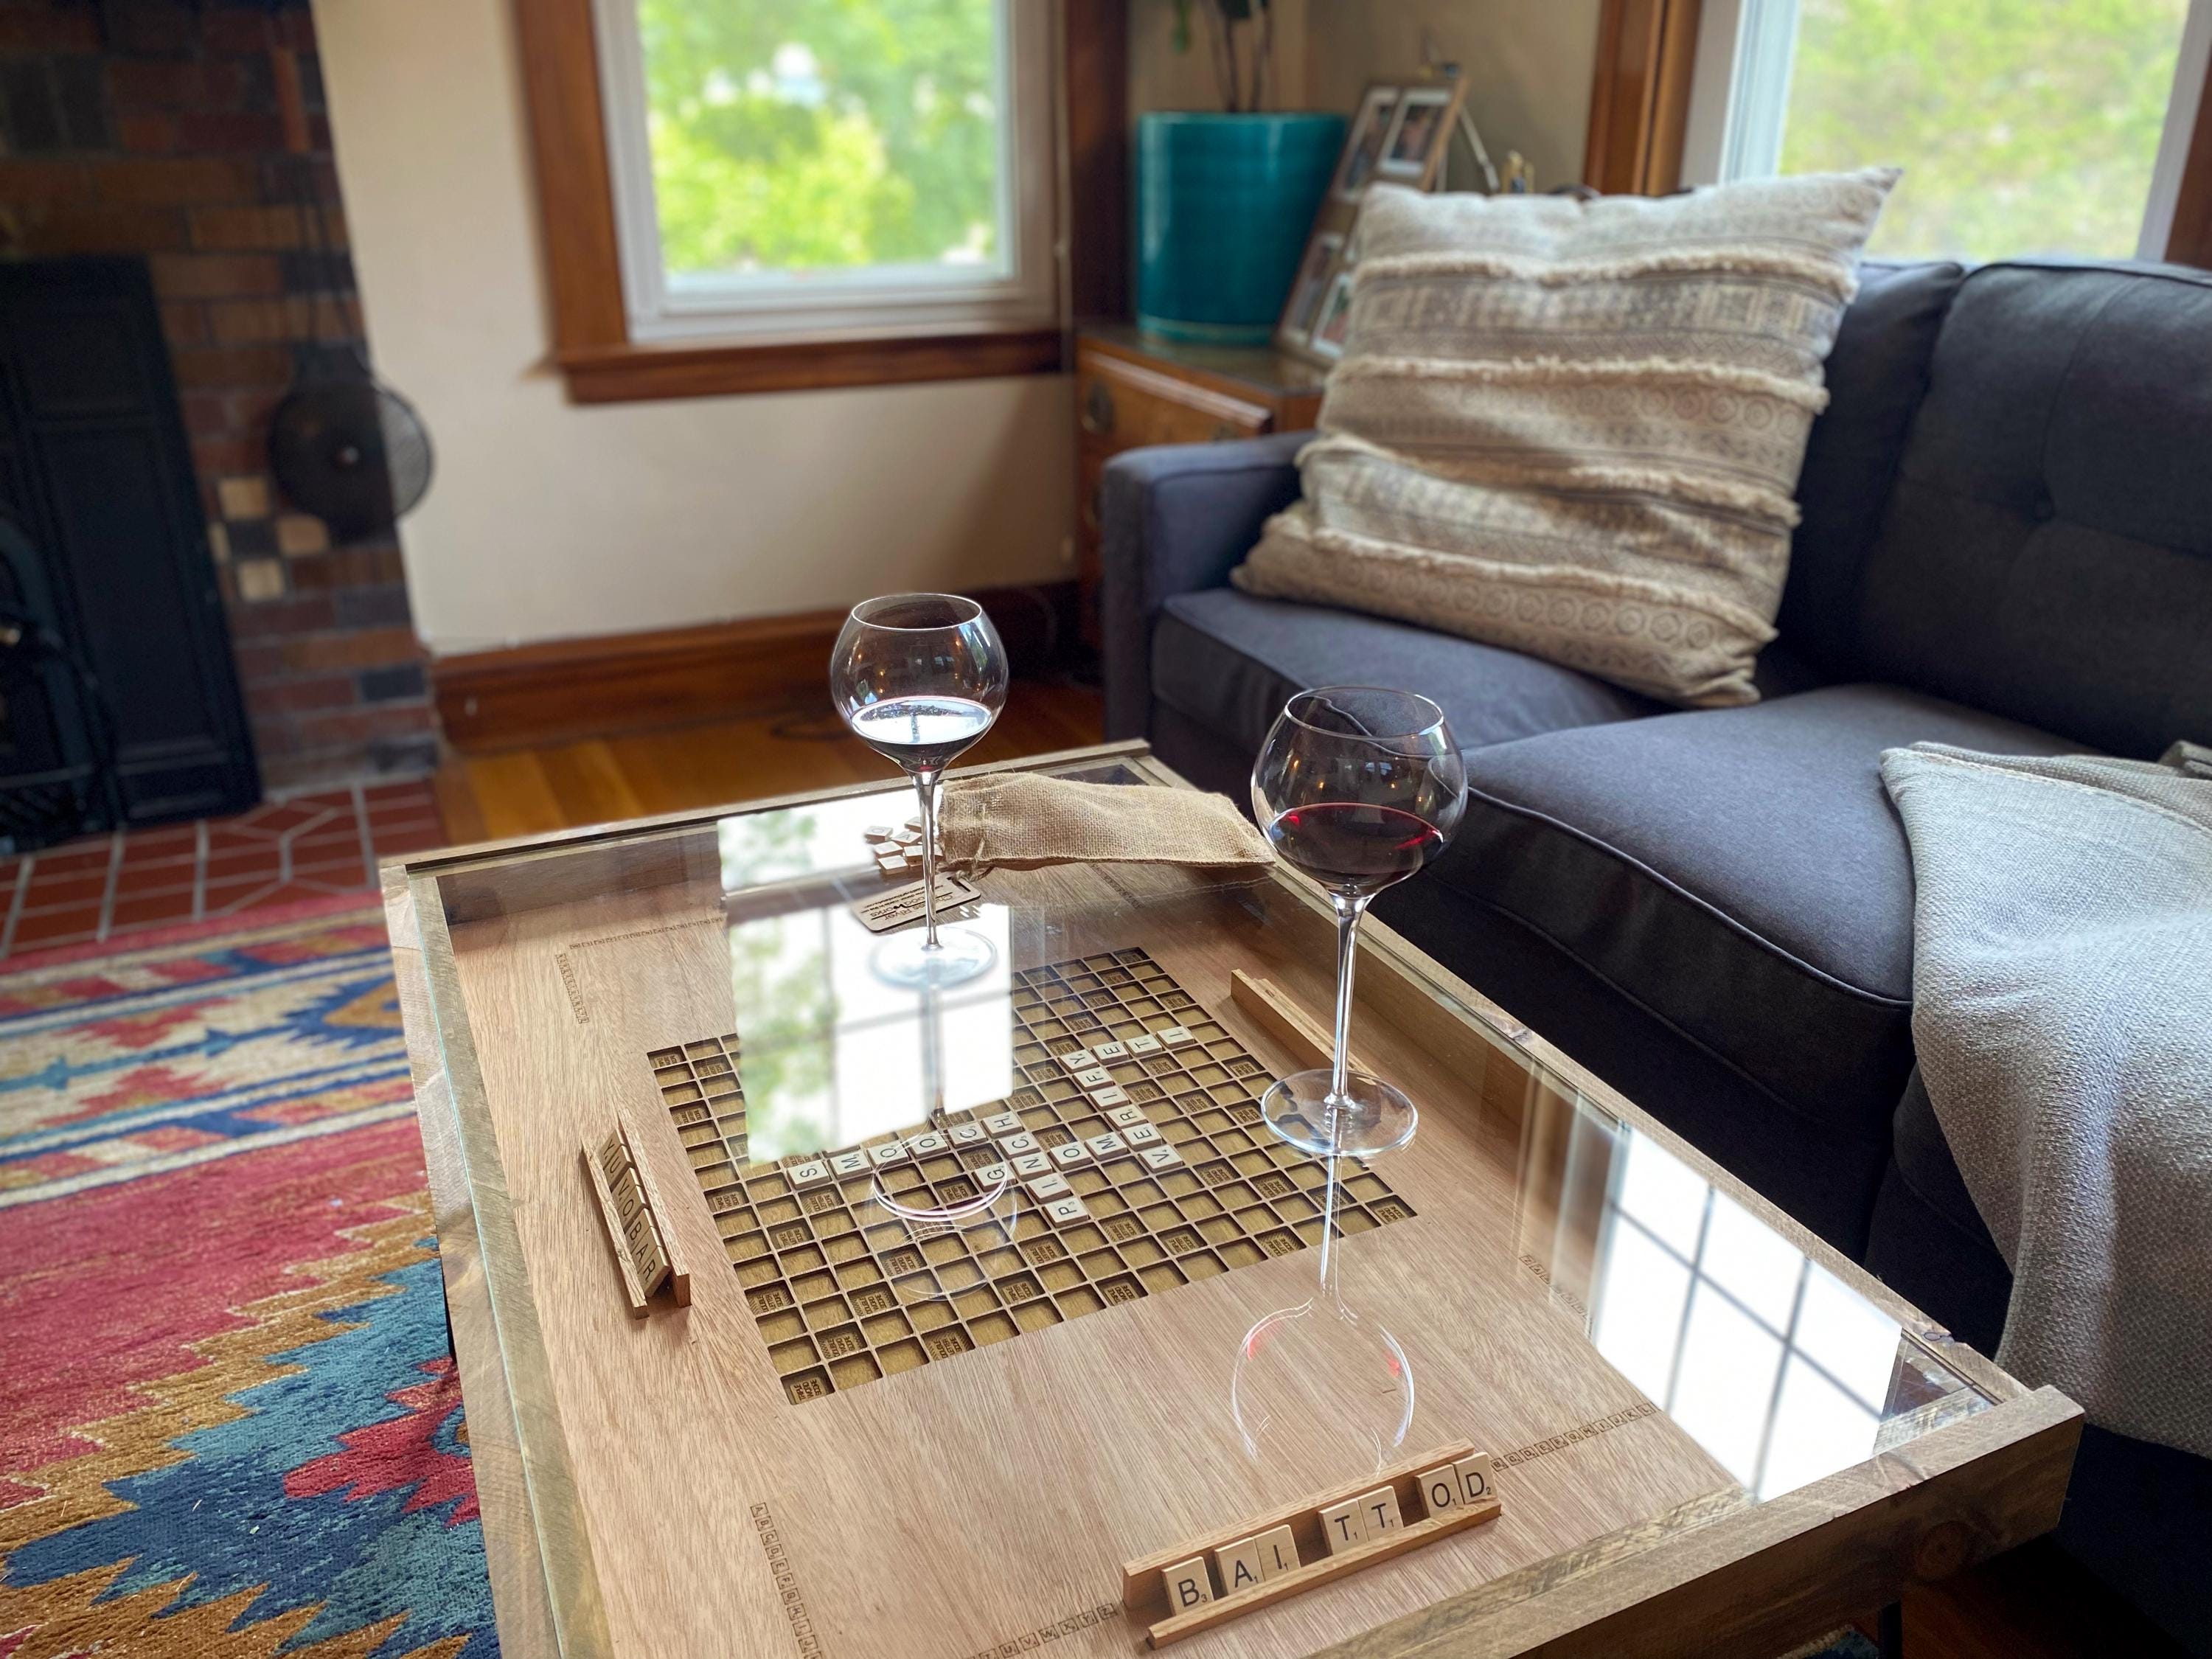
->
(1098, 256, 2212, 1653)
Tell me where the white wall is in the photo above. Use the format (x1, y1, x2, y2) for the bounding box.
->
(1302, 2, 1600, 194)
(313, 0, 1075, 656)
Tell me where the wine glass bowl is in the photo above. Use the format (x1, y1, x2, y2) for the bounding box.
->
(830, 594, 1009, 988)
(1252, 687, 1466, 1158)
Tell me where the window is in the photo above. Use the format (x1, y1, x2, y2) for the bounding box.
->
(590, 0, 1058, 344)
(1682, 0, 2212, 262)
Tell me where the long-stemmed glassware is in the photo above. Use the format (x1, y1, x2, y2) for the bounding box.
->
(1251, 687, 1466, 1156)
(830, 594, 1009, 988)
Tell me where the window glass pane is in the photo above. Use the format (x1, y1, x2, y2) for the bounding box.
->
(1777, 0, 2191, 259)
(636, 0, 1006, 285)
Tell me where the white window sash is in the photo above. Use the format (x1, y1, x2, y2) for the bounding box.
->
(1680, 0, 2211, 265)
(591, 0, 1060, 344)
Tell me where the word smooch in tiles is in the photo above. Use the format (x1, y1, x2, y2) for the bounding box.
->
(648, 949, 1418, 1404)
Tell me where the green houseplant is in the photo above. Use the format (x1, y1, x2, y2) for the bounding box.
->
(1135, 0, 1343, 342)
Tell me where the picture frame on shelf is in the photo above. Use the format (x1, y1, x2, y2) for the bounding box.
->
(1273, 75, 1474, 365)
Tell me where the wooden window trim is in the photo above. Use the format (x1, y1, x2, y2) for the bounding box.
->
(2168, 46, 2212, 268)
(1584, 0, 1703, 195)
(512, 0, 1126, 403)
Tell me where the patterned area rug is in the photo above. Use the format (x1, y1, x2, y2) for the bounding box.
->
(0, 897, 498, 1658)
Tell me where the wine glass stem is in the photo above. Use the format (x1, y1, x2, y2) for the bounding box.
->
(1328, 891, 1367, 1105)
(912, 765, 943, 950)
(1317, 1113, 1346, 1301)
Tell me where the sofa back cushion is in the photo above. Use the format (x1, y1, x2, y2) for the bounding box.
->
(1849, 262, 2212, 756)
(1775, 260, 1963, 678)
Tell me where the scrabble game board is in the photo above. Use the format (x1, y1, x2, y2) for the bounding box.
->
(650, 947, 1416, 1404)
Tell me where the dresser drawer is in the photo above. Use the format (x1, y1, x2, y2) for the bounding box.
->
(1076, 352, 1274, 451)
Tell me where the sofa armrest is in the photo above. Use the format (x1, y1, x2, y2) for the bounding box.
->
(1098, 431, 1307, 740)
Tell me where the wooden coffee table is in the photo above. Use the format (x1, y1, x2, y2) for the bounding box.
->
(384, 742, 2077, 1659)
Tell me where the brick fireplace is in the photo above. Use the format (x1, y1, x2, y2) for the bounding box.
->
(0, 0, 436, 790)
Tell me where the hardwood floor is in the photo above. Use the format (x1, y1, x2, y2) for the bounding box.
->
(433, 678, 1105, 843)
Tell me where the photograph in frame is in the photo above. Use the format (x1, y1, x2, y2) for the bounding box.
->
(1283, 232, 1343, 339)
(1310, 271, 1357, 358)
(1333, 87, 1399, 200)
(1377, 87, 1453, 182)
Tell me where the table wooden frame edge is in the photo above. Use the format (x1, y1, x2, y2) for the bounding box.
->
(389, 742, 2076, 1659)
(388, 868, 617, 1659)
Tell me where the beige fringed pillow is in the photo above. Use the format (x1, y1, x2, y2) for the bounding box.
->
(1234, 167, 1898, 706)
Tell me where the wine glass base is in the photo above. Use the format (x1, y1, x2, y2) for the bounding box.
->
(1260, 1071, 1418, 1158)
(1231, 1298, 1416, 1467)
(869, 924, 996, 989)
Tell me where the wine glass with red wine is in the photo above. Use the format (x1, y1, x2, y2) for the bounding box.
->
(1252, 687, 1465, 1157)
(831, 594, 1008, 988)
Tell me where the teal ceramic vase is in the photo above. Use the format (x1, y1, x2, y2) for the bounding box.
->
(1135, 111, 1346, 344)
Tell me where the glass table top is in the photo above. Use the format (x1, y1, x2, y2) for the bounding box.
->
(411, 748, 1991, 1505)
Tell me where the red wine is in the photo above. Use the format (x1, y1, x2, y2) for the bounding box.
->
(1266, 802, 1445, 894)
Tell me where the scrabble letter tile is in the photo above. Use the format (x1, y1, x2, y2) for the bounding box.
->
(1058, 1049, 1096, 1073)
(1253, 1523, 1299, 1579)
(1043, 1194, 1091, 1227)
(1092, 1040, 1129, 1062)
(1106, 1102, 1149, 1127)
(1027, 1172, 1072, 1200)
(947, 1122, 987, 1146)
(998, 1131, 1040, 1156)
(1085, 1132, 1127, 1157)
(1453, 1453, 1494, 1506)
(1158, 1025, 1196, 1048)
(982, 1110, 1024, 1135)
(1140, 1144, 1184, 1170)
(829, 1150, 872, 1178)
(1213, 1537, 1267, 1596)
(1072, 1066, 1114, 1090)
(1354, 1485, 1402, 1537)
(1418, 1465, 1461, 1518)
(973, 1161, 1011, 1186)
(1050, 1141, 1089, 1168)
(1164, 1557, 1214, 1612)
(1091, 1085, 1130, 1109)
(1126, 1033, 1164, 1056)
(1318, 1498, 1368, 1555)
(1012, 1151, 1054, 1178)
(788, 1158, 832, 1189)
(1123, 1121, 1164, 1148)
(906, 1131, 949, 1156)
(867, 1141, 908, 1168)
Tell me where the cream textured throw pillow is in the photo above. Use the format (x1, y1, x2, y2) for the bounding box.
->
(1234, 168, 1898, 706)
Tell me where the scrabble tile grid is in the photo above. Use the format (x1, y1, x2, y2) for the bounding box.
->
(649, 947, 1418, 1405)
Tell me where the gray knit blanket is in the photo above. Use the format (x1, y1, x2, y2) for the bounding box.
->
(1880, 742, 2212, 1459)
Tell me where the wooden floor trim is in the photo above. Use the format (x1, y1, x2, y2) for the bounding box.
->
(433, 582, 1077, 752)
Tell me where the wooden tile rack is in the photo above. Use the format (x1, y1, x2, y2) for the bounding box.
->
(1121, 1439, 1503, 1648)
(582, 1108, 692, 1316)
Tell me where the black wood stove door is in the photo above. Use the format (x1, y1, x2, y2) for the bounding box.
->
(0, 257, 258, 825)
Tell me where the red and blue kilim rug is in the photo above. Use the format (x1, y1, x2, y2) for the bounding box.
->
(0, 896, 498, 1658)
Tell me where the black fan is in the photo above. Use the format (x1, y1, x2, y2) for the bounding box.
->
(269, 358, 433, 541)
(265, 42, 432, 543)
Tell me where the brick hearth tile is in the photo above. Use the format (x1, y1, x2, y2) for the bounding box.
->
(22, 844, 114, 875)
(202, 877, 281, 914)
(112, 866, 198, 899)
(22, 877, 110, 914)
(95, 156, 261, 208)
(8, 910, 97, 951)
(108, 891, 198, 931)
(217, 473, 271, 520)
(201, 847, 282, 882)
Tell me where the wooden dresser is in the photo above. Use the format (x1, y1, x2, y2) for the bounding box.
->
(1074, 323, 1326, 649)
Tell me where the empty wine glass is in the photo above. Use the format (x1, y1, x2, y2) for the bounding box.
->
(831, 594, 1008, 988)
(1252, 687, 1466, 1157)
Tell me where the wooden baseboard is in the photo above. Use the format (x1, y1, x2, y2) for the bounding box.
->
(433, 582, 1078, 753)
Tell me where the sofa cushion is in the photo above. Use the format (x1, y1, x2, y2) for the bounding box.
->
(1777, 260, 1965, 678)
(1151, 588, 1659, 759)
(1231, 170, 1899, 706)
(1436, 684, 2078, 1148)
(1848, 262, 2212, 757)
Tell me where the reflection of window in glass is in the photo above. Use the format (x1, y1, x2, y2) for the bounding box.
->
(1589, 1135, 1905, 1498)
(728, 901, 1012, 1162)
(591, 0, 1057, 341)
(1686, 0, 2211, 260)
